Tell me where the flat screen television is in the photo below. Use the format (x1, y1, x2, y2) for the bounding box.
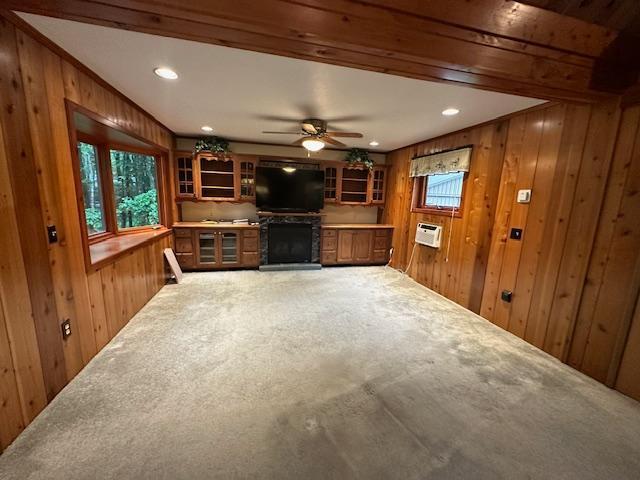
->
(256, 165, 325, 212)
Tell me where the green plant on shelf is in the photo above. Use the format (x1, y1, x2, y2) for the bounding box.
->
(345, 148, 373, 170)
(194, 136, 231, 157)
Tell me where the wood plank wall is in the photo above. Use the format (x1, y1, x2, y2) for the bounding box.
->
(383, 100, 640, 402)
(0, 17, 174, 451)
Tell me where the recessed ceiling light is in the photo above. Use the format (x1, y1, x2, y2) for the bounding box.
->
(201, 126, 214, 132)
(442, 108, 460, 116)
(302, 137, 325, 152)
(369, 140, 379, 147)
(154, 67, 178, 80)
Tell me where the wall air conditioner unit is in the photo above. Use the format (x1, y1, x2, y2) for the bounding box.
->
(415, 223, 442, 248)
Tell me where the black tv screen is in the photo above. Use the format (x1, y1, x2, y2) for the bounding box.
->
(256, 165, 325, 212)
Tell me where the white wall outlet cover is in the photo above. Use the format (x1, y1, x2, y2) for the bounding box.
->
(517, 189, 532, 203)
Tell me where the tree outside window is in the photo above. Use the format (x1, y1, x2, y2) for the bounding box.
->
(110, 150, 160, 229)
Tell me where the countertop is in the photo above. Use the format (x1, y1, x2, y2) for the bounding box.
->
(173, 222, 260, 229)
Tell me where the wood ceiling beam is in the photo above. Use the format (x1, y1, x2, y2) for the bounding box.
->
(4, 0, 631, 102)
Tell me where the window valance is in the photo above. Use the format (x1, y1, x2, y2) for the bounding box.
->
(409, 146, 472, 177)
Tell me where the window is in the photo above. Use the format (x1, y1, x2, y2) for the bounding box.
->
(414, 171, 465, 214)
(78, 142, 106, 235)
(77, 143, 162, 236)
(110, 150, 160, 229)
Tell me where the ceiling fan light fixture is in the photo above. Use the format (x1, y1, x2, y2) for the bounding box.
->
(302, 137, 325, 152)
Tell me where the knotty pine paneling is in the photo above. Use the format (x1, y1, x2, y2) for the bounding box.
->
(384, 101, 640, 402)
(382, 120, 508, 312)
(0, 16, 173, 451)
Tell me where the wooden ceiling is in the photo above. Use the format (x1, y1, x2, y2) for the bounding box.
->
(520, 0, 640, 35)
(4, 0, 640, 103)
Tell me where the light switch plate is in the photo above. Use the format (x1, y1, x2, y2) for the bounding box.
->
(517, 189, 532, 203)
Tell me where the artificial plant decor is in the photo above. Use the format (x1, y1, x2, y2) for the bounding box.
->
(345, 148, 373, 170)
(194, 136, 231, 157)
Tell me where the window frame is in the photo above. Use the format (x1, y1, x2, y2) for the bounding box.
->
(411, 171, 468, 218)
(67, 101, 169, 267)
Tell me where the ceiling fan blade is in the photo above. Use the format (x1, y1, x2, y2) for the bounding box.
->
(291, 137, 307, 146)
(325, 132, 363, 138)
(262, 131, 304, 135)
(302, 123, 318, 134)
(323, 136, 347, 147)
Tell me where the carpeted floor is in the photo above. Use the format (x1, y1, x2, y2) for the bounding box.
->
(1, 267, 639, 479)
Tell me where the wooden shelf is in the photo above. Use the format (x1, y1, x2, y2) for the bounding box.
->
(201, 170, 234, 175)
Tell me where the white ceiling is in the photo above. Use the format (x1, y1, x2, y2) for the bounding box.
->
(20, 13, 545, 152)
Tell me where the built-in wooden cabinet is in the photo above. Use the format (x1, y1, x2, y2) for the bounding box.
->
(173, 153, 385, 206)
(321, 225, 393, 266)
(173, 224, 260, 270)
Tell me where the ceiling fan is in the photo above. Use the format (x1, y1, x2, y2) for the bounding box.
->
(262, 118, 363, 152)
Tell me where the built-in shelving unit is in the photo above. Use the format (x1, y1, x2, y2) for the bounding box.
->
(198, 154, 236, 200)
(173, 153, 385, 206)
(341, 167, 369, 204)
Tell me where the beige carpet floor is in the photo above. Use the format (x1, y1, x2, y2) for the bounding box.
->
(0, 267, 639, 479)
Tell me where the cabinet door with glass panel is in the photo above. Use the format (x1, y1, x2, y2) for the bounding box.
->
(175, 151, 195, 199)
(323, 164, 341, 203)
(368, 166, 386, 205)
(218, 230, 240, 266)
(238, 155, 257, 201)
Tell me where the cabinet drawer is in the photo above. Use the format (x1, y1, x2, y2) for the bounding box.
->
(373, 236, 388, 250)
(322, 237, 337, 251)
(243, 229, 258, 238)
(175, 237, 193, 253)
(322, 229, 337, 238)
(322, 250, 337, 264)
(174, 228, 192, 238)
(243, 237, 258, 253)
(176, 253, 194, 268)
(372, 250, 388, 263)
(242, 252, 260, 266)
(375, 229, 390, 237)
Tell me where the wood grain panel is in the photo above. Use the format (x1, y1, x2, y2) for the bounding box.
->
(384, 100, 640, 402)
(0, 93, 48, 426)
(617, 295, 640, 399)
(508, 104, 565, 338)
(0, 15, 173, 451)
(0, 293, 25, 450)
(524, 104, 592, 348)
(3, 0, 624, 101)
(382, 121, 507, 312)
(543, 98, 621, 359)
(571, 105, 640, 383)
(0, 17, 67, 400)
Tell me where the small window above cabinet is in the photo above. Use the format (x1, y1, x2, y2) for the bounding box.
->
(175, 151, 195, 199)
(198, 153, 236, 201)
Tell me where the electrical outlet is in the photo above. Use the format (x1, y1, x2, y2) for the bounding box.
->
(61, 319, 72, 339)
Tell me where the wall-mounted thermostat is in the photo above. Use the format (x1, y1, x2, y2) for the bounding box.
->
(517, 189, 532, 203)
